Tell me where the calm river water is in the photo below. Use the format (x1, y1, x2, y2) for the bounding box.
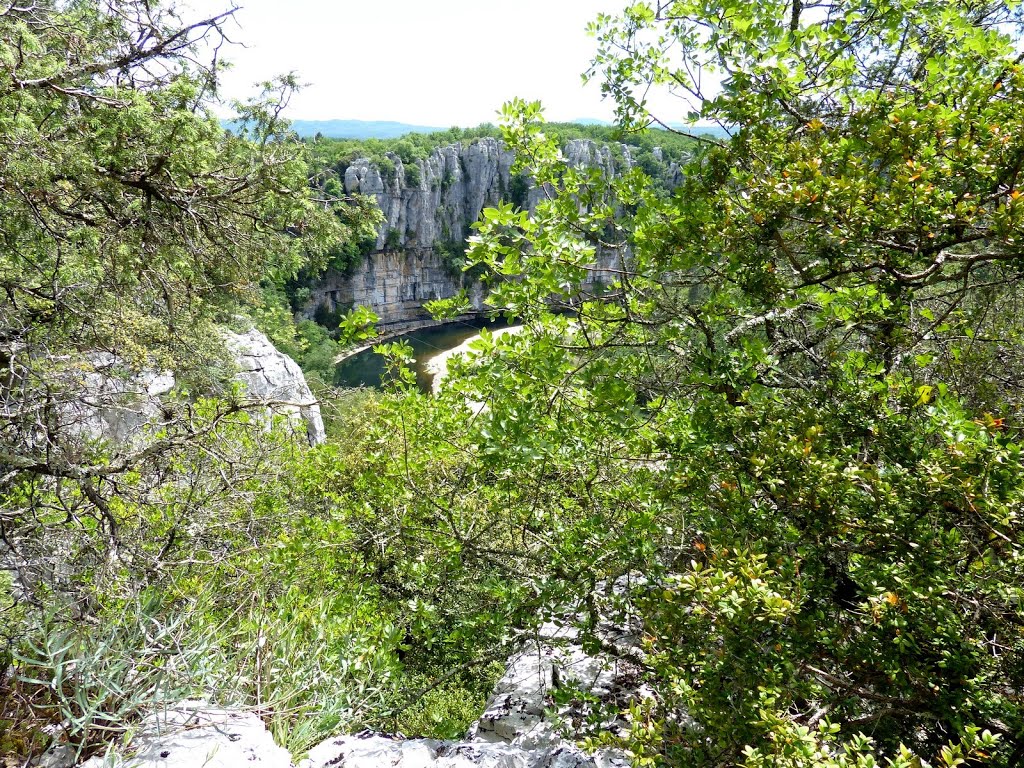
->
(334, 317, 509, 392)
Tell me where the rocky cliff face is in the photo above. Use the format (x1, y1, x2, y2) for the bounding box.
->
(311, 248, 487, 334)
(67, 327, 325, 448)
(307, 138, 680, 330)
(344, 138, 516, 252)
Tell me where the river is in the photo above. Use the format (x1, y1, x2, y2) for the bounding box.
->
(334, 318, 513, 392)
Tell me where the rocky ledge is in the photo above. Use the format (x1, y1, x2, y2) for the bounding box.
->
(62, 581, 650, 768)
(66, 326, 325, 449)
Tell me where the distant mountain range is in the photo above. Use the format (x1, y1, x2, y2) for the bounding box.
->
(223, 118, 732, 141)
(222, 119, 449, 139)
(286, 119, 448, 139)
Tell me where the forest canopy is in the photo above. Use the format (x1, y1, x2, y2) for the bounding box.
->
(2, 0, 1024, 767)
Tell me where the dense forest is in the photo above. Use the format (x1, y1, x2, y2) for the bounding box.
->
(1, 0, 1023, 767)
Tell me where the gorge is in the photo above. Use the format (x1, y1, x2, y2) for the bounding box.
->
(302, 135, 685, 332)
(9, 1, 1024, 766)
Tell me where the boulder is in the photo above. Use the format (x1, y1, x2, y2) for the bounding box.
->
(222, 327, 326, 445)
(76, 702, 292, 768)
(60, 328, 324, 448)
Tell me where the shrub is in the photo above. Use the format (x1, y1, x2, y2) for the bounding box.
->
(377, 156, 396, 183)
(393, 683, 487, 740)
(508, 173, 530, 210)
(404, 162, 422, 188)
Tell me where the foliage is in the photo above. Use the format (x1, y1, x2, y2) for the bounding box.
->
(1, 383, 507, 759)
(0, 0, 376, 494)
(392, 678, 497, 740)
(305, 121, 694, 177)
(405, 161, 423, 188)
(385, 228, 404, 250)
(0, 0, 387, 759)
(11, 0, 1024, 766)
(436, 239, 491, 283)
(508, 173, 531, 210)
(391, 0, 1024, 765)
(338, 306, 381, 345)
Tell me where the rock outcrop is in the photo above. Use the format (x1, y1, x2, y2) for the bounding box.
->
(67, 327, 325, 448)
(62, 354, 176, 447)
(76, 702, 293, 768)
(344, 138, 516, 252)
(312, 248, 487, 334)
(308, 138, 680, 330)
(223, 327, 326, 445)
(71, 580, 649, 768)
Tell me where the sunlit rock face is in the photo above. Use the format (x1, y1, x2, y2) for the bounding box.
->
(344, 138, 515, 252)
(74, 702, 293, 768)
(223, 327, 326, 446)
(63, 328, 324, 449)
(311, 247, 487, 334)
(310, 138, 679, 330)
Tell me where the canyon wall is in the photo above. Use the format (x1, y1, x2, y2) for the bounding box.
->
(305, 137, 683, 330)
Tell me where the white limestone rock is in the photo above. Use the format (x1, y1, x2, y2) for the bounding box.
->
(344, 159, 385, 196)
(58, 328, 323, 448)
(34, 744, 77, 768)
(222, 327, 326, 445)
(301, 732, 592, 768)
(77, 702, 292, 768)
(303, 733, 442, 768)
(59, 353, 176, 447)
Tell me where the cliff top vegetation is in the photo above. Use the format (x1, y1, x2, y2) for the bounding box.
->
(305, 121, 700, 183)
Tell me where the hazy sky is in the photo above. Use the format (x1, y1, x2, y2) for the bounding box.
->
(182, 0, 638, 126)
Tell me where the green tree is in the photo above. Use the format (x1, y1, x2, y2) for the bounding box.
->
(0, 0, 374, 520)
(418, 0, 1024, 765)
(0, 2, 381, 753)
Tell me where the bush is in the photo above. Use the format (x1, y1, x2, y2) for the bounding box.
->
(508, 173, 530, 210)
(404, 162, 422, 188)
(11, 598, 225, 759)
(377, 156, 396, 183)
(393, 683, 488, 740)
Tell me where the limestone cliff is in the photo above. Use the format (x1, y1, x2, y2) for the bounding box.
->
(306, 138, 683, 330)
(344, 137, 515, 251)
(66, 328, 326, 448)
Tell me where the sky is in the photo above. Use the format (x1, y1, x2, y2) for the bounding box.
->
(181, 0, 643, 127)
